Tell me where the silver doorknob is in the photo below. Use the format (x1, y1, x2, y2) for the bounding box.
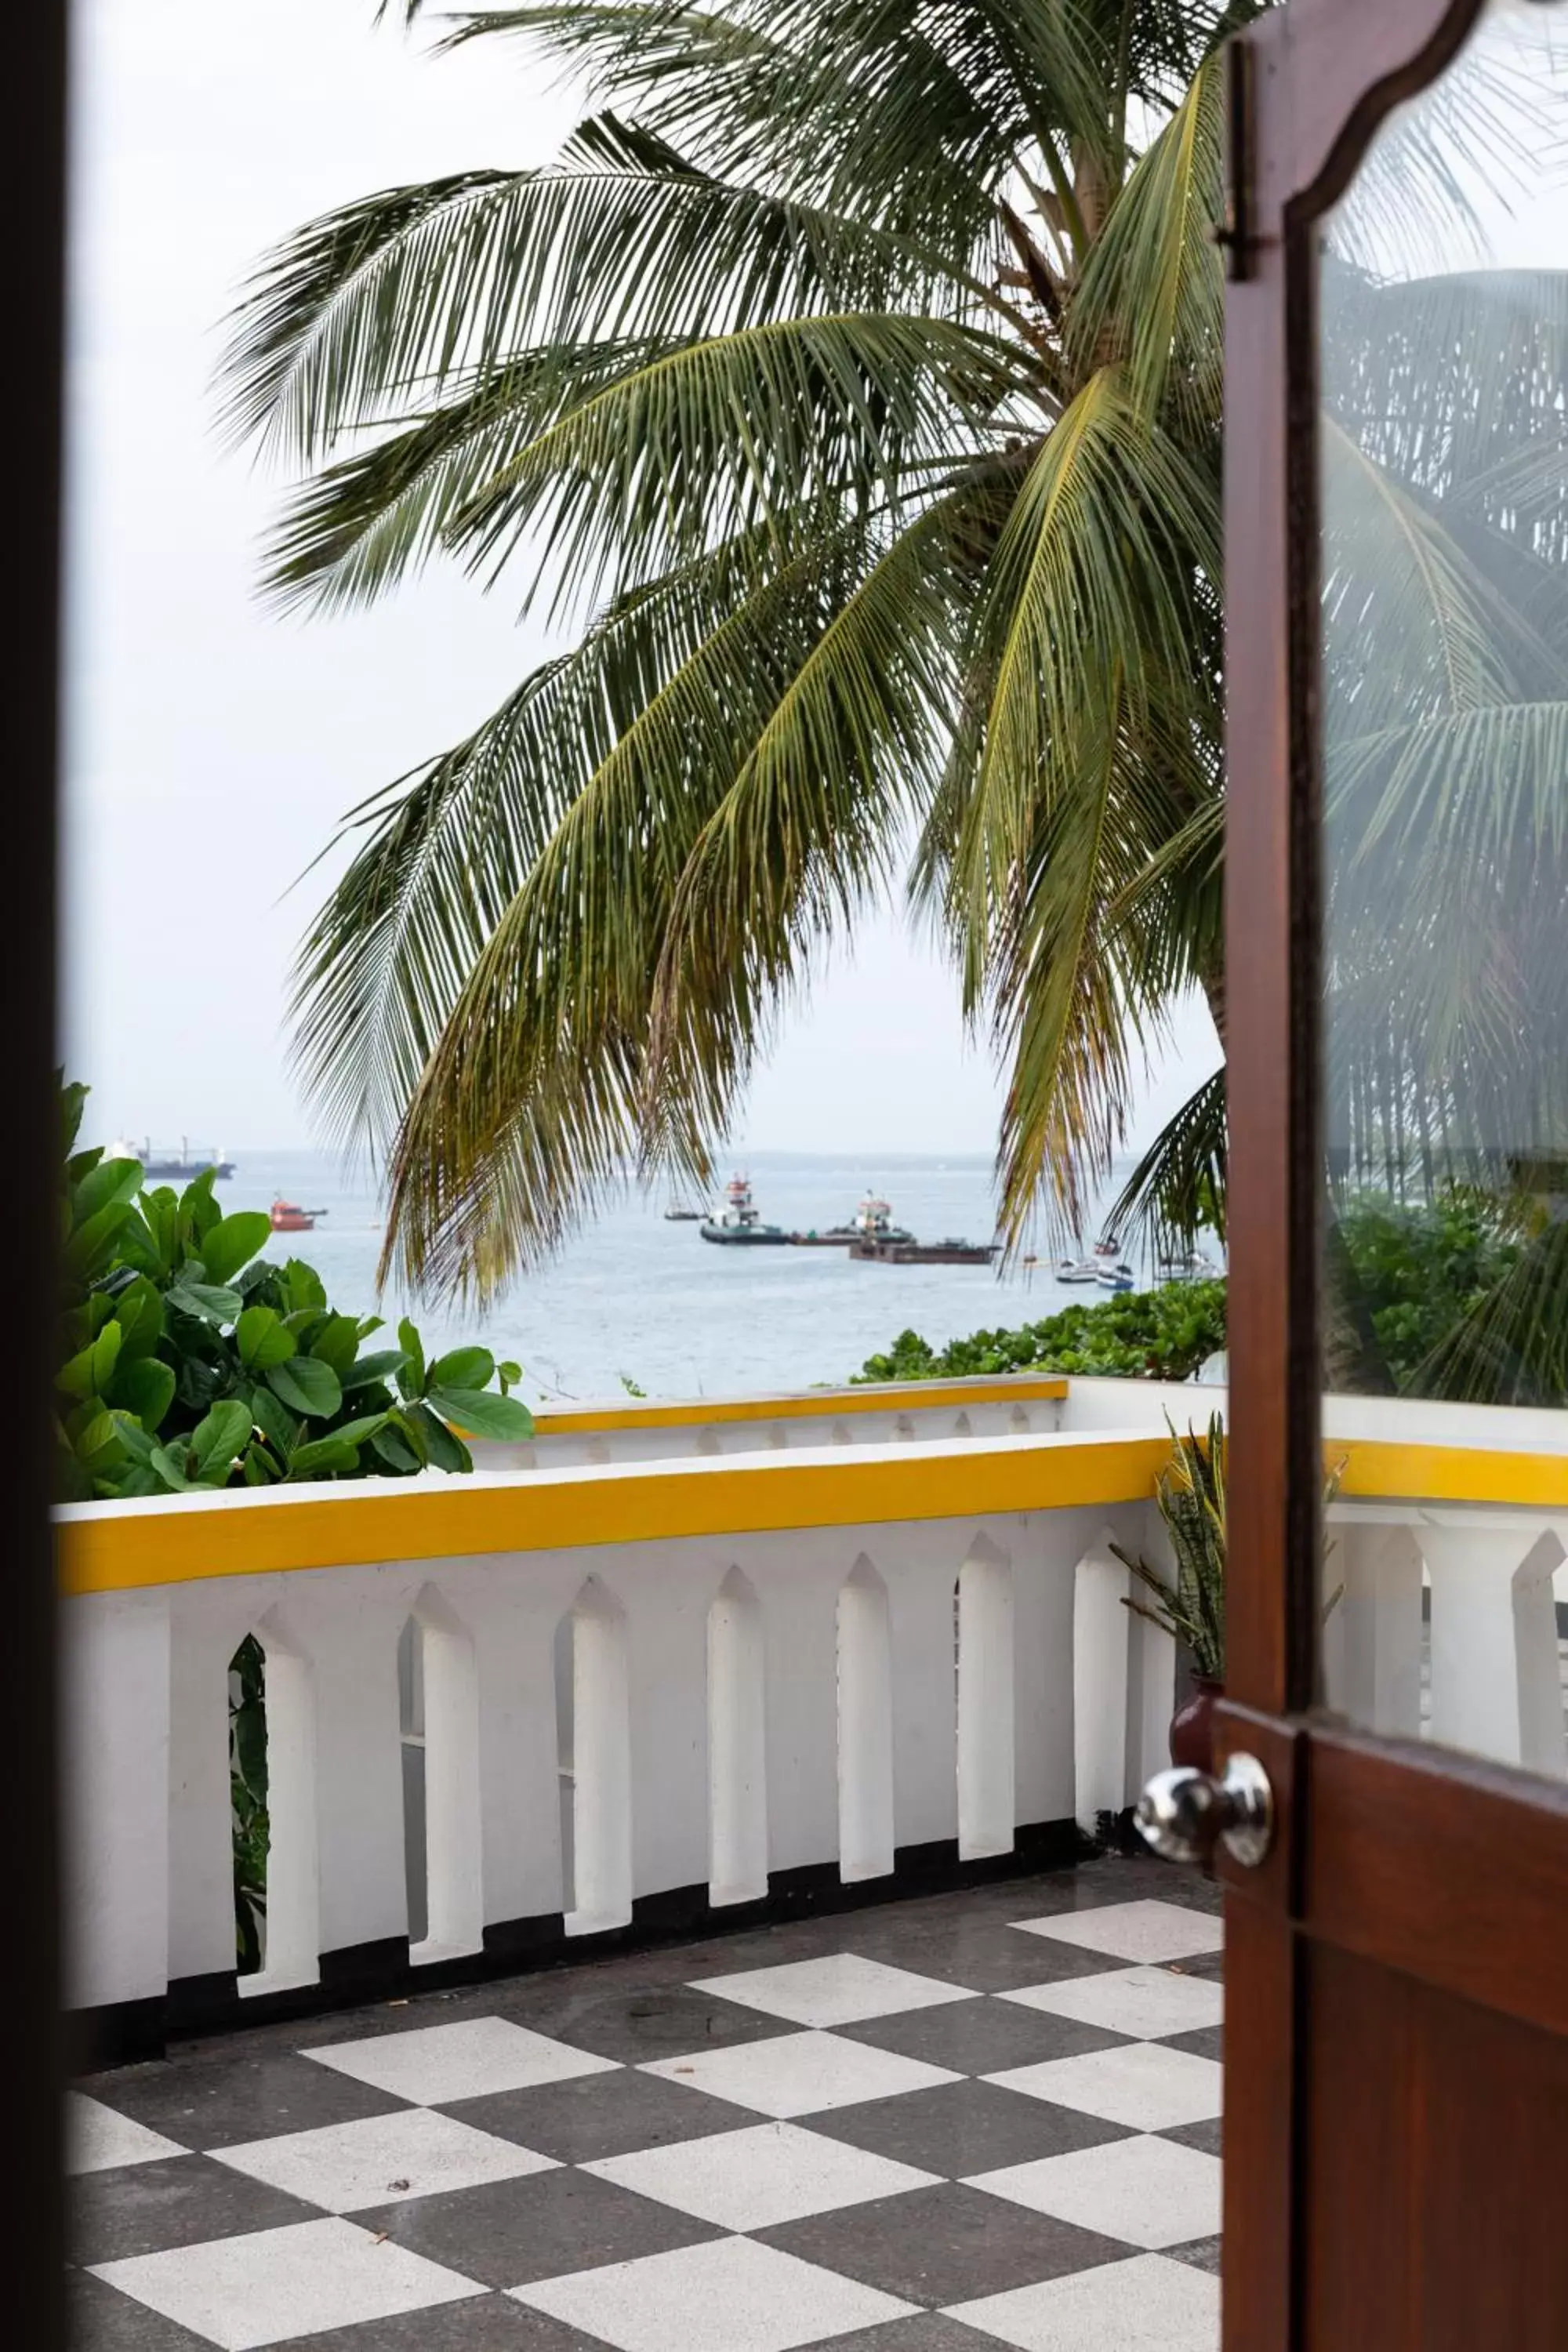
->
(1135, 1751, 1274, 1869)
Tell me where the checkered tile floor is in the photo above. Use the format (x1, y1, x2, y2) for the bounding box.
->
(71, 1857, 1223, 2350)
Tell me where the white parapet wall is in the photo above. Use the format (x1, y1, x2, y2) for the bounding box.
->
(56, 1377, 1568, 2053)
(59, 1416, 1180, 2044)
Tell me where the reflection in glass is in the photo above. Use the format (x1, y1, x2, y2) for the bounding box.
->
(1317, 0, 1568, 1765)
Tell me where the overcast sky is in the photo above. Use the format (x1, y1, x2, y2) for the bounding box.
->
(62, 0, 1218, 1160)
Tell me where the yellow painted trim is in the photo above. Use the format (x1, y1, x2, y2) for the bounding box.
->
(1338, 1440, 1568, 1512)
(58, 1432, 1162, 1598)
(532, 1377, 1067, 1437)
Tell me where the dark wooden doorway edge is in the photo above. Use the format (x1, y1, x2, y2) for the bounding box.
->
(1218, 2, 1494, 2346)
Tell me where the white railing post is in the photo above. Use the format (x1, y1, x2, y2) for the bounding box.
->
(564, 1578, 633, 1934)
(1073, 1536, 1132, 1833)
(956, 1533, 1015, 1858)
(837, 1554, 895, 1881)
(246, 1602, 321, 1994)
(708, 1567, 768, 1906)
(1325, 1522, 1424, 1737)
(1421, 1521, 1566, 1774)
(64, 1590, 171, 2015)
(410, 1584, 484, 1960)
(166, 1597, 248, 1987)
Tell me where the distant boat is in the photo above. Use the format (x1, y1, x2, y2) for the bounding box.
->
(796, 1191, 916, 1248)
(111, 1134, 236, 1181)
(269, 1199, 325, 1234)
(701, 1174, 790, 1247)
(1159, 1250, 1221, 1283)
(1055, 1257, 1102, 1286)
(1096, 1261, 1138, 1292)
(663, 1200, 703, 1221)
(848, 1195, 995, 1266)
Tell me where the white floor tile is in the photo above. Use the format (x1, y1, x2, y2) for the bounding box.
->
(89, 2216, 483, 2350)
(691, 1954, 972, 2027)
(304, 2015, 618, 2104)
(987, 2043, 1224, 2131)
(68, 2092, 186, 2175)
(586, 2120, 938, 2230)
(512, 2234, 916, 2352)
(967, 2134, 1223, 2250)
(950, 2251, 1220, 2350)
(211, 2105, 556, 2213)
(1002, 1966, 1224, 2041)
(641, 2030, 959, 2118)
(1010, 1900, 1224, 1965)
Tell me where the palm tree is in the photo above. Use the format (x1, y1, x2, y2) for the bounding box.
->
(227, 1, 1568, 1405)
(225, 0, 1247, 1298)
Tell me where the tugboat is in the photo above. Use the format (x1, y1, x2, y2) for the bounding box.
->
(269, 1199, 326, 1234)
(850, 1195, 996, 1265)
(700, 1174, 790, 1246)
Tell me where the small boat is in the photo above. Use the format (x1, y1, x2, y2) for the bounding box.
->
(1159, 1250, 1221, 1283)
(1095, 1260, 1138, 1292)
(700, 1174, 791, 1247)
(663, 1200, 704, 1222)
(1055, 1257, 1103, 1285)
(269, 1199, 326, 1234)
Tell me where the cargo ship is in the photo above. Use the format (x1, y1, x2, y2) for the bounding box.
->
(110, 1134, 236, 1181)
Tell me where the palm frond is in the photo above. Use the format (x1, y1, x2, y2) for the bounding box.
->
(1103, 1066, 1227, 1258)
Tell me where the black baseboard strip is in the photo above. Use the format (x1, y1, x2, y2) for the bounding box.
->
(79, 1817, 1098, 2067)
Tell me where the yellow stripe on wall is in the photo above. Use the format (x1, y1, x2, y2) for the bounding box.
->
(58, 1432, 1163, 1598)
(532, 1376, 1068, 1436)
(55, 1428, 1568, 1600)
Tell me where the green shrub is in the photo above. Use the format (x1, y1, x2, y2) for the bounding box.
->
(57, 1080, 533, 1501)
(855, 1280, 1229, 1386)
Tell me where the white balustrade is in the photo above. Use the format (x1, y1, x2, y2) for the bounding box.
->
(57, 1379, 1568, 2036)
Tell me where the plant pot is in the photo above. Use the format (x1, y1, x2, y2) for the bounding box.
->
(1169, 1676, 1225, 1774)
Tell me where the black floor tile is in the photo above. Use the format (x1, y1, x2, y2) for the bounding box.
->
(760, 2180, 1131, 2307)
(804, 2076, 1133, 2176)
(441, 2068, 755, 2163)
(840, 1996, 1128, 2075)
(358, 2165, 723, 2290)
(67, 2270, 211, 2350)
(78, 2051, 410, 2149)
(1166, 1948, 1228, 1982)
(1163, 2116, 1225, 2158)
(266, 2294, 599, 2348)
(1164, 2024, 1224, 2062)
(68, 2154, 321, 2267)
(827, 1914, 1129, 1994)
(1167, 2234, 1224, 2274)
(491, 1980, 799, 2061)
(822, 2319, 1025, 2350)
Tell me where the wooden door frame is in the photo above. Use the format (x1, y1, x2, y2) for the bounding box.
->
(8, 2, 68, 2343)
(1218, 0, 1494, 2344)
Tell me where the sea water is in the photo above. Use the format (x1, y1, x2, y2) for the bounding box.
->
(194, 1148, 1155, 1405)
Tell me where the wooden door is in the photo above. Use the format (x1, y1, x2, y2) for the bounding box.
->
(1219, 0, 1568, 2346)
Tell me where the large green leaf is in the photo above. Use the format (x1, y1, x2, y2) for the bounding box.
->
(199, 1212, 272, 1285)
(308, 1314, 363, 1375)
(236, 1305, 298, 1371)
(110, 1355, 177, 1435)
(427, 1345, 494, 1390)
(342, 1348, 408, 1392)
(266, 1356, 343, 1419)
(426, 1385, 535, 1441)
(168, 1280, 244, 1327)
